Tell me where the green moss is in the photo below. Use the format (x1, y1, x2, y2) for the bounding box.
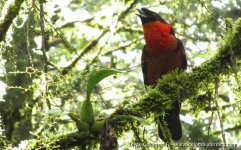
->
(110, 18, 241, 141)
(0, 136, 9, 149)
(24, 18, 241, 150)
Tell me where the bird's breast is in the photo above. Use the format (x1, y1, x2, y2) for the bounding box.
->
(145, 34, 178, 55)
(145, 50, 184, 85)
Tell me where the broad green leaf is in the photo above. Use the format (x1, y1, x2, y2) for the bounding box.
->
(86, 68, 121, 96)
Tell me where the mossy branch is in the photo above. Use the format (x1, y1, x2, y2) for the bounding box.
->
(26, 18, 241, 149)
(109, 18, 241, 133)
(0, 0, 25, 42)
(26, 132, 99, 150)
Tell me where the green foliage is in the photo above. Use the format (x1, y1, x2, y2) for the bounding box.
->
(186, 120, 221, 143)
(78, 68, 121, 133)
(80, 99, 95, 125)
(86, 68, 121, 98)
(91, 120, 105, 134)
(76, 120, 89, 132)
(113, 115, 146, 123)
(0, 136, 9, 150)
(0, 0, 241, 149)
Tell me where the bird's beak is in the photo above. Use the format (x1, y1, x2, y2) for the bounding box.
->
(136, 8, 147, 18)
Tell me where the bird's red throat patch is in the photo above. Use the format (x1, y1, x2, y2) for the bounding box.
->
(143, 21, 176, 54)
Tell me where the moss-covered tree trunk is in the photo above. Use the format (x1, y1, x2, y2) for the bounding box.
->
(0, 7, 40, 145)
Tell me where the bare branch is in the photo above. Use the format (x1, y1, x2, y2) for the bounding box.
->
(214, 77, 227, 147)
(58, 18, 94, 29)
(61, 29, 108, 75)
(214, 125, 241, 134)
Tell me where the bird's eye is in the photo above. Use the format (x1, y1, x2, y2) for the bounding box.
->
(154, 14, 158, 17)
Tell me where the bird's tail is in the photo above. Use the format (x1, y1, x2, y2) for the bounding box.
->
(157, 101, 182, 141)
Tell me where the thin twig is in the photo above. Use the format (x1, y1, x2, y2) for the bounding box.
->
(214, 76, 226, 149)
(201, 1, 225, 30)
(58, 18, 94, 29)
(39, 0, 48, 72)
(229, 41, 240, 85)
(207, 110, 214, 139)
(103, 40, 138, 56)
(39, 0, 51, 109)
(61, 29, 108, 75)
(130, 121, 146, 150)
(26, 7, 34, 67)
(213, 124, 241, 134)
(117, 0, 138, 22)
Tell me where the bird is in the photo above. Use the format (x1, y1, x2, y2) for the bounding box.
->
(137, 8, 187, 141)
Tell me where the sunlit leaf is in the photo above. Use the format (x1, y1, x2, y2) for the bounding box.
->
(86, 68, 122, 96)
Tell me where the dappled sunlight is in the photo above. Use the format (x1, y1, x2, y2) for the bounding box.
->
(0, 0, 241, 149)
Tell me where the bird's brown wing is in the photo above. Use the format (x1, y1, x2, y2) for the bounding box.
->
(158, 38, 187, 141)
(142, 38, 187, 141)
(141, 45, 149, 86)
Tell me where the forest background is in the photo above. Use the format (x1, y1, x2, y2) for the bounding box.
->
(0, 0, 241, 149)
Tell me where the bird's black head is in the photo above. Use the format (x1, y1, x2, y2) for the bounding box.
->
(137, 8, 167, 24)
